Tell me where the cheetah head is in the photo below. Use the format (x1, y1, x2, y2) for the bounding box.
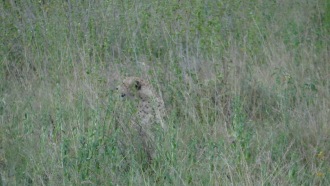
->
(116, 77, 153, 101)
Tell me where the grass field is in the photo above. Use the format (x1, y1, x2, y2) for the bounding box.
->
(1, 0, 329, 185)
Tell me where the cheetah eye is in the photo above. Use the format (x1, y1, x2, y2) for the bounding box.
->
(135, 81, 142, 90)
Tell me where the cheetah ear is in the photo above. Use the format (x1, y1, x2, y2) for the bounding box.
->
(135, 80, 142, 90)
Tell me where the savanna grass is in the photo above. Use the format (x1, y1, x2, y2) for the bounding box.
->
(1, 0, 329, 185)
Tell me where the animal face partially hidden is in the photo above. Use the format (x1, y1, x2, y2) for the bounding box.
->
(116, 76, 167, 162)
(117, 77, 152, 101)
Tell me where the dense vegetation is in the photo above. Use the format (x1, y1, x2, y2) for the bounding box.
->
(1, 0, 329, 185)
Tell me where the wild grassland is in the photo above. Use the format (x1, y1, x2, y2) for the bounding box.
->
(0, 0, 329, 185)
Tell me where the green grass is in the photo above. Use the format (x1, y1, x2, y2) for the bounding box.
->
(1, 0, 329, 185)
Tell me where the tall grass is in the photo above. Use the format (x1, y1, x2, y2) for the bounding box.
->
(1, 0, 329, 185)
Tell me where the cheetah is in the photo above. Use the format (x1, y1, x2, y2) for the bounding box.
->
(116, 77, 166, 162)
